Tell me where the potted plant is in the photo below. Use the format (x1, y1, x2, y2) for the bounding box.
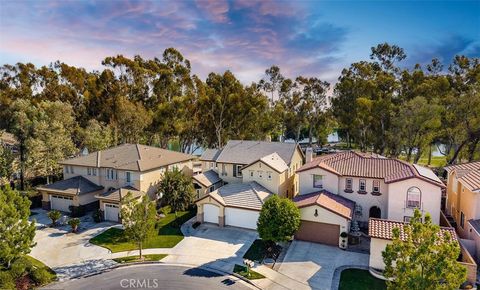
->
(47, 210, 62, 227)
(68, 218, 81, 233)
(340, 231, 348, 249)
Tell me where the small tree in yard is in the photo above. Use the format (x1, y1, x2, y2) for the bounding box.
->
(157, 168, 195, 220)
(120, 193, 156, 260)
(68, 218, 81, 233)
(47, 210, 62, 227)
(257, 195, 301, 243)
(382, 209, 466, 290)
(0, 186, 36, 268)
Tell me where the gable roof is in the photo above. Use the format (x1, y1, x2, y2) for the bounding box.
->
(444, 161, 480, 192)
(95, 186, 144, 202)
(202, 140, 301, 165)
(369, 218, 457, 242)
(200, 149, 222, 161)
(242, 152, 289, 173)
(192, 170, 222, 187)
(293, 190, 355, 219)
(37, 176, 104, 196)
(59, 144, 195, 172)
(198, 181, 273, 211)
(297, 151, 444, 187)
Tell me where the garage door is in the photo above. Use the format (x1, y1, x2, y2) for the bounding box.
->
(50, 195, 73, 212)
(203, 204, 219, 224)
(104, 203, 120, 222)
(295, 220, 340, 246)
(225, 208, 259, 230)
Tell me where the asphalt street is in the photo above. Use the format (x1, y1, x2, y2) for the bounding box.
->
(43, 264, 254, 290)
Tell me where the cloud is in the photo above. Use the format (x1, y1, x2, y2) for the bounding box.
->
(195, 0, 230, 23)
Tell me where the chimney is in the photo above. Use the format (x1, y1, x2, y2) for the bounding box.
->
(306, 147, 313, 164)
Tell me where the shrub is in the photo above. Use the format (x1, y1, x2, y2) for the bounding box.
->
(92, 209, 102, 223)
(30, 268, 50, 285)
(68, 218, 81, 233)
(0, 272, 15, 289)
(10, 257, 33, 279)
(340, 232, 348, 238)
(47, 210, 62, 226)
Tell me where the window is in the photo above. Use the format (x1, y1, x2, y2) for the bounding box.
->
(222, 164, 227, 176)
(233, 164, 242, 177)
(406, 187, 421, 208)
(210, 162, 214, 168)
(93, 168, 97, 176)
(209, 186, 215, 193)
(267, 171, 272, 180)
(373, 180, 380, 192)
(345, 178, 353, 191)
(70, 166, 74, 174)
(87, 167, 91, 175)
(126, 172, 131, 183)
(65, 166, 69, 174)
(404, 216, 412, 223)
(249, 170, 254, 177)
(313, 175, 323, 188)
(461, 211, 465, 228)
(359, 179, 366, 192)
(258, 171, 263, 178)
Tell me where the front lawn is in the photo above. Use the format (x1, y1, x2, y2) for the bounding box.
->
(0, 256, 56, 289)
(90, 209, 195, 252)
(339, 269, 386, 290)
(113, 254, 167, 264)
(233, 264, 265, 280)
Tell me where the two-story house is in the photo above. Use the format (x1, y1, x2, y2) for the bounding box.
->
(37, 143, 195, 221)
(293, 151, 444, 246)
(195, 140, 304, 229)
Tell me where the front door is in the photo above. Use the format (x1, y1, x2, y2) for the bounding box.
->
(369, 206, 381, 219)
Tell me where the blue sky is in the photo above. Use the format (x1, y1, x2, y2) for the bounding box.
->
(0, 0, 478, 84)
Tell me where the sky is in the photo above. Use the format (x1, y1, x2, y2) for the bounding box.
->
(0, 0, 479, 85)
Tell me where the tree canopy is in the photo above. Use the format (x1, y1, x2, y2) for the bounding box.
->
(257, 195, 301, 243)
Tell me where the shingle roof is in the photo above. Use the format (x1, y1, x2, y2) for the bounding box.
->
(192, 170, 222, 187)
(95, 186, 144, 202)
(37, 176, 104, 196)
(444, 161, 480, 192)
(199, 181, 273, 211)
(200, 149, 222, 161)
(293, 190, 355, 219)
(242, 152, 289, 173)
(297, 151, 444, 187)
(209, 140, 299, 165)
(369, 218, 457, 242)
(59, 144, 195, 172)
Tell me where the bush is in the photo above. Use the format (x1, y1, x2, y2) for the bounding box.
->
(30, 268, 50, 285)
(92, 209, 102, 223)
(47, 210, 62, 226)
(10, 257, 33, 279)
(0, 271, 15, 289)
(68, 218, 81, 233)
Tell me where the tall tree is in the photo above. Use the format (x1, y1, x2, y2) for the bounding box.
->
(257, 195, 300, 243)
(156, 168, 194, 220)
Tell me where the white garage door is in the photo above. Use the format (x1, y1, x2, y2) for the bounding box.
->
(225, 208, 259, 230)
(203, 204, 219, 224)
(104, 203, 120, 222)
(50, 195, 73, 212)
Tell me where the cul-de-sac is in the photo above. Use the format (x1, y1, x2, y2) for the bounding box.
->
(0, 1, 479, 290)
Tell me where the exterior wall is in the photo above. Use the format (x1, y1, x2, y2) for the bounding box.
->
(77, 189, 104, 205)
(299, 205, 350, 235)
(298, 168, 339, 196)
(201, 160, 217, 172)
(369, 238, 392, 270)
(193, 181, 223, 200)
(216, 162, 244, 184)
(139, 167, 166, 198)
(445, 171, 458, 217)
(387, 178, 442, 224)
(242, 161, 282, 196)
(196, 197, 225, 226)
(470, 227, 480, 262)
(285, 147, 304, 197)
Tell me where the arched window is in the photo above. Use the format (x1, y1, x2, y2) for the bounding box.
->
(406, 187, 421, 208)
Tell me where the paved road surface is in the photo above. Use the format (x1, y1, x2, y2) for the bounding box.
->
(43, 264, 254, 290)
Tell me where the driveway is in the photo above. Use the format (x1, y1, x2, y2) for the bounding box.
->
(276, 240, 369, 290)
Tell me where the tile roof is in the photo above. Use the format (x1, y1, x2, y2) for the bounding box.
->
(293, 190, 356, 219)
(200, 149, 222, 161)
(459, 170, 480, 192)
(95, 186, 144, 202)
(192, 170, 222, 187)
(242, 152, 289, 173)
(37, 176, 104, 196)
(369, 218, 457, 242)
(205, 140, 299, 165)
(445, 161, 480, 192)
(297, 151, 444, 187)
(200, 181, 273, 211)
(59, 144, 195, 172)
(444, 161, 480, 174)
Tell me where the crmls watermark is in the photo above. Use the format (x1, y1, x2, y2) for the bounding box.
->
(120, 279, 160, 288)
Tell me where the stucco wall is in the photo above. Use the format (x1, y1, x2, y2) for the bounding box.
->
(299, 205, 350, 234)
(196, 197, 225, 226)
(216, 162, 244, 184)
(387, 178, 442, 224)
(242, 161, 282, 195)
(369, 238, 391, 270)
(298, 167, 339, 196)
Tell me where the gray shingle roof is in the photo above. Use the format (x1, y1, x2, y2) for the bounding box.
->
(204, 181, 273, 211)
(59, 144, 195, 172)
(192, 170, 222, 187)
(210, 140, 299, 165)
(200, 149, 222, 161)
(37, 176, 104, 195)
(95, 186, 144, 202)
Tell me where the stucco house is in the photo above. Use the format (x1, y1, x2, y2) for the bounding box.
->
(37, 143, 195, 221)
(192, 169, 223, 200)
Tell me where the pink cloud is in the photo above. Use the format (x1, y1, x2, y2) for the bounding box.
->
(195, 0, 230, 23)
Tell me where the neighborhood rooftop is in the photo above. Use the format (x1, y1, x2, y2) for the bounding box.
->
(192, 169, 222, 187)
(59, 143, 194, 172)
(37, 176, 104, 195)
(445, 161, 480, 192)
(369, 218, 457, 242)
(95, 186, 143, 202)
(293, 190, 356, 219)
(297, 151, 443, 186)
(244, 152, 289, 173)
(200, 140, 299, 165)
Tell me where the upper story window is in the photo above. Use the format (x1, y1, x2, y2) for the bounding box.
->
(406, 187, 421, 208)
(460, 211, 465, 228)
(249, 170, 254, 177)
(106, 168, 118, 180)
(87, 167, 91, 175)
(221, 164, 227, 176)
(209, 186, 215, 193)
(70, 166, 74, 174)
(373, 180, 380, 192)
(210, 162, 214, 168)
(258, 170, 263, 178)
(126, 171, 131, 183)
(359, 179, 366, 192)
(233, 164, 242, 178)
(65, 166, 69, 174)
(92, 168, 97, 176)
(313, 174, 323, 188)
(267, 171, 272, 180)
(345, 178, 353, 191)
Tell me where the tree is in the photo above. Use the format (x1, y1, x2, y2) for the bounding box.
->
(382, 209, 466, 290)
(47, 210, 62, 227)
(120, 193, 156, 259)
(0, 186, 36, 268)
(78, 119, 114, 152)
(257, 195, 300, 243)
(0, 144, 14, 185)
(157, 168, 195, 220)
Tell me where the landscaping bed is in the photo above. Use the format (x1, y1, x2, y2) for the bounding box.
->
(243, 239, 282, 263)
(0, 256, 56, 290)
(233, 264, 265, 280)
(113, 254, 167, 264)
(339, 269, 386, 290)
(90, 209, 195, 252)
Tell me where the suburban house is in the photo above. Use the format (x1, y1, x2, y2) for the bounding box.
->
(37, 143, 195, 221)
(195, 140, 304, 230)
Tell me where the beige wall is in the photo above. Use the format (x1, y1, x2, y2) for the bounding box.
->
(196, 196, 225, 226)
(298, 167, 340, 195)
(193, 181, 222, 200)
(369, 238, 392, 270)
(300, 205, 350, 246)
(41, 189, 102, 206)
(242, 161, 283, 196)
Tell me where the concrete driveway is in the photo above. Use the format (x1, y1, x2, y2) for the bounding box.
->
(276, 241, 369, 290)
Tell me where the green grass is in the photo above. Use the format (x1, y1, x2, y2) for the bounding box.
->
(27, 256, 57, 280)
(339, 269, 386, 290)
(113, 254, 167, 263)
(243, 239, 267, 262)
(90, 209, 195, 252)
(233, 264, 265, 280)
(398, 155, 447, 168)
